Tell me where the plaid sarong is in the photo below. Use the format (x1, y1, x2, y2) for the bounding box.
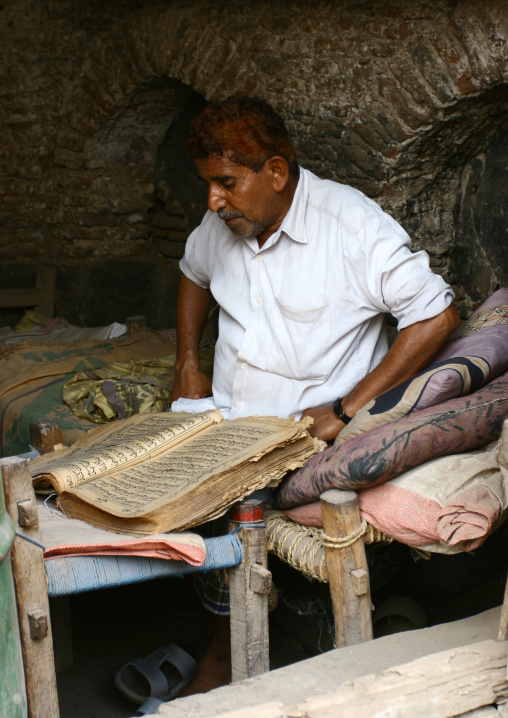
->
(193, 572, 230, 616)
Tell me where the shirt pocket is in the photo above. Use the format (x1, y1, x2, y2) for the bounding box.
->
(264, 299, 332, 381)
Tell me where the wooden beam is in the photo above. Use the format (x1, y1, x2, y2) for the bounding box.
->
(320, 489, 373, 647)
(211, 640, 508, 718)
(1, 457, 59, 718)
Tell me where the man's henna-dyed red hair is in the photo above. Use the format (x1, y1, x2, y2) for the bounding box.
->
(187, 96, 299, 177)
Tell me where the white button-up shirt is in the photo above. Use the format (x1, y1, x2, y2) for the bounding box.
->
(180, 168, 453, 420)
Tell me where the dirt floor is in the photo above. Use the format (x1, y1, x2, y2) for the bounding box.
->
(55, 524, 508, 718)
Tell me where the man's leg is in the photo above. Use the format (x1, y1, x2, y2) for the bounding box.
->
(180, 573, 232, 695)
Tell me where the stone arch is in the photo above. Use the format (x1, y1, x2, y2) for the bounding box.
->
(51, 75, 209, 327)
(85, 76, 207, 257)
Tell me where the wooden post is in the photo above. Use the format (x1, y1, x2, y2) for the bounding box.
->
(29, 419, 73, 671)
(30, 420, 63, 455)
(228, 498, 271, 682)
(126, 315, 147, 334)
(498, 578, 508, 642)
(320, 489, 373, 648)
(1, 457, 60, 718)
(497, 420, 508, 642)
(34, 266, 57, 318)
(499, 419, 508, 471)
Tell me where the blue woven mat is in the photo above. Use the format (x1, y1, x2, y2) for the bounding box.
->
(45, 534, 243, 596)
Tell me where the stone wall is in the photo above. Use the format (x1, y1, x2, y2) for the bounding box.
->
(1, 0, 507, 326)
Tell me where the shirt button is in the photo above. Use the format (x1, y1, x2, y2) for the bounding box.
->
(236, 401, 243, 408)
(249, 334, 255, 341)
(241, 362, 247, 370)
(255, 255, 262, 262)
(255, 296, 262, 303)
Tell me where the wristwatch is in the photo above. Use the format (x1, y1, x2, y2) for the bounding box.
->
(332, 397, 353, 424)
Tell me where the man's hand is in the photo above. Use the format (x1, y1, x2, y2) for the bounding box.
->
(169, 361, 213, 405)
(301, 405, 345, 442)
(169, 273, 214, 406)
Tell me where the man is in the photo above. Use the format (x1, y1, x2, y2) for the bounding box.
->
(170, 96, 460, 693)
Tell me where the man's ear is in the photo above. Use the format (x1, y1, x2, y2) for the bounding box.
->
(265, 156, 290, 192)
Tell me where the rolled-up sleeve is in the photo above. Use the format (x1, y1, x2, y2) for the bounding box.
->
(179, 211, 216, 289)
(360, 214, 454, 329)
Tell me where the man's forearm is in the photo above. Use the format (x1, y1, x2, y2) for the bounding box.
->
(175, 273, 213, 368)
(304, 304, 461, 440)
(170, 273, 213, 402)
(342, 303, 461, 418)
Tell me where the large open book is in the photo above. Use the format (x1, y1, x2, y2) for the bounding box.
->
(30, 410, 320, 535)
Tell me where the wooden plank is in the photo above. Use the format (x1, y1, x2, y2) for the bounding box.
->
(0, 288, 42, 309)
(1, 457, 60, 718)
(320, 489, 372, 647)
(212, 640, 508, 718)
(228, 510, 270, 682)
(304, 639, 508, 718)
(457, 707, 499, 717)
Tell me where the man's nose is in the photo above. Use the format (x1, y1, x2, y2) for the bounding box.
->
(208, 185, 227, 213)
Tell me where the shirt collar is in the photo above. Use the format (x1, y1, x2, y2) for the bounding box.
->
(243, 167, 308, 253)
(276, 166, 308, 245)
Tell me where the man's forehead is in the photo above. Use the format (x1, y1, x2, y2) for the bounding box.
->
(195, 156, 249, 180)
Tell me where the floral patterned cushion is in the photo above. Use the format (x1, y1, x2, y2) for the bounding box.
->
(275, 372, 508, 509)
(335, 287, 508, 447)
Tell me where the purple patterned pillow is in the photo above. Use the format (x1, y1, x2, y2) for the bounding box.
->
(336, 287, 508, 446)
(436, 287, 508, 369)
(275, 372, 508, 509)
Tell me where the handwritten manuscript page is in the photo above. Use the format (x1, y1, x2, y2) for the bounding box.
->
(31, 410, 223, 492)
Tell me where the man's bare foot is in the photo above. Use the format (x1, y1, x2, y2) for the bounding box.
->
(179, 615, 231, 697)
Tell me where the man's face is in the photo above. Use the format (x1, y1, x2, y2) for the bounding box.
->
(195, 156, 284, 243)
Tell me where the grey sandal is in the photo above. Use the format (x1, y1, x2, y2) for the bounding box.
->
(114, 643, 197, 705)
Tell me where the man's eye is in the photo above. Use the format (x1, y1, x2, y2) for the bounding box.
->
(222, 181, 236, 190)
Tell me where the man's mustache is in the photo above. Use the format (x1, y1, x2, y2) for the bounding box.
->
(217, 210, 242, 220)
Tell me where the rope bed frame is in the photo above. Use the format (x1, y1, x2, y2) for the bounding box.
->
(266, 511, 393, 582)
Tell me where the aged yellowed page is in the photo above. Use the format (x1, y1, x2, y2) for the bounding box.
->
(58, 415, 319, 534)
(30, 410, 224, 493)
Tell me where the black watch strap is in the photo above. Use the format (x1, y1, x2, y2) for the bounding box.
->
(332, 398, 353, 424)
